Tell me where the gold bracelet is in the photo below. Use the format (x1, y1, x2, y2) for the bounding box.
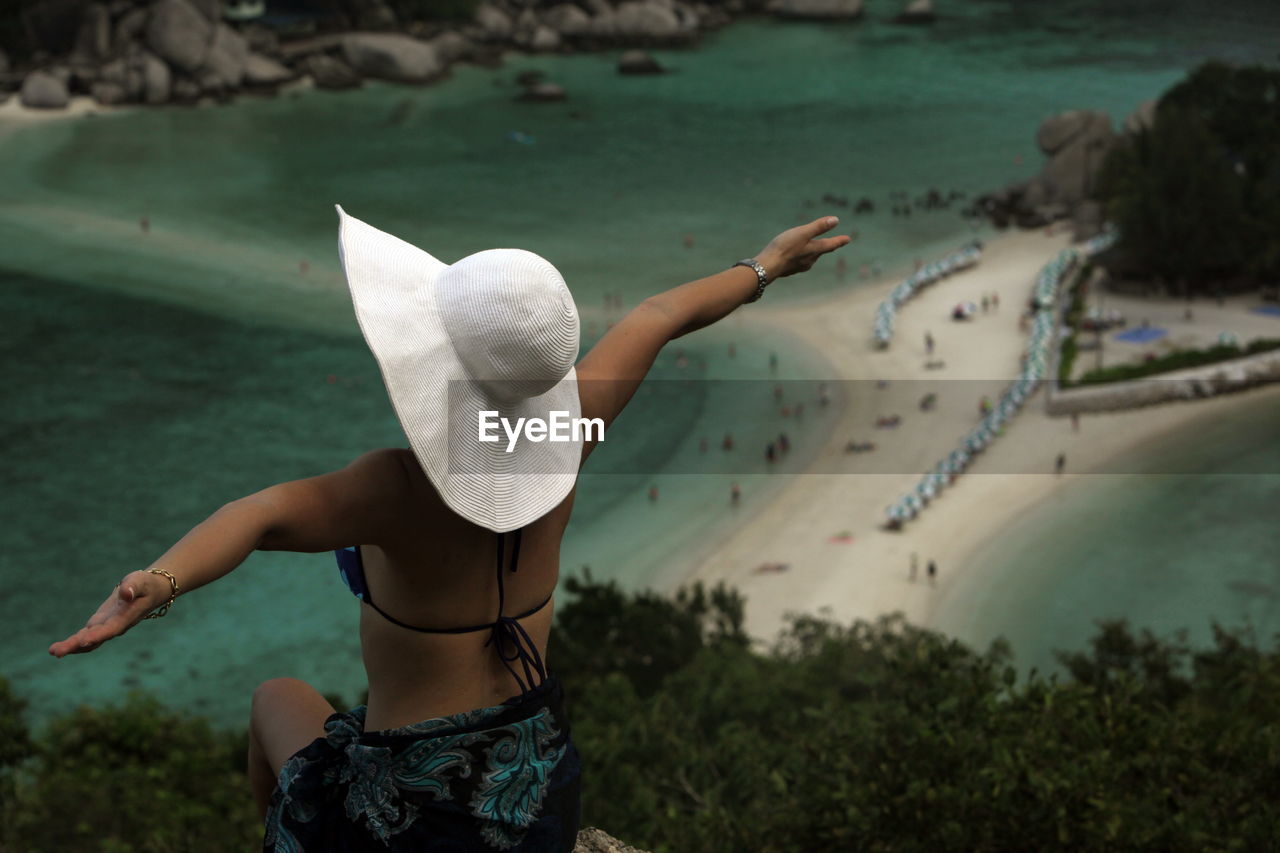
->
(143, 567, 180, 619)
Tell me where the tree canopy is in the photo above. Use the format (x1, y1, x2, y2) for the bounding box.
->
(2, 577, 1278, 851)
(1098, 61, 1280, 293)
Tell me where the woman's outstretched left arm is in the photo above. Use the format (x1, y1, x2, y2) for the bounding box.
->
(48, 447, 411, 657)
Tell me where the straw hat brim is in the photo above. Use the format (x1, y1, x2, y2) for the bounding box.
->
(336, 206, 581, 532)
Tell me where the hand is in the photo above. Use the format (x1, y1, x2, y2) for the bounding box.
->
(756, 216, 852, 282)
(48, 570, 172, 658)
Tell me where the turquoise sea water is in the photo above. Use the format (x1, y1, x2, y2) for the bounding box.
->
(4, 3, 1280, 728)
(932, 390, 1280, 679)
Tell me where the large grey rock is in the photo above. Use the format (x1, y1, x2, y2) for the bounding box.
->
(892, 0, 934, 23)
(341, 33, 442, 83)
(545, 3, 594, 37)
(573, 827, 649, 853)
(1123, 99, 1156, 135)
(71, 3, 112, 64)
(189, 0, 223, 21)
(520, 81, 567, 101)
(20, 70, 70, 109)
(91, 79, 128, 105)
(618, 49, 663, 73)
(113, 7, 149, 55)
(242, 23, 280, 56)
(614, 1, 682, 38)
(590, 9, 619, 37)
(769, 0, 863, 19)
(171, 73, 202, 102)
(529, 25, 562, 51)
(244, 52, 294, 86)
(474, 3, 514, 40)
(1041, 131, 1115, 205)
(430, 30, 476, 63)
(1036, 109, 1109, 156)
(584, 0, 613, 15)
(204, 23, 249, 88)
(140, 49, 172, 103)
(147, 0, 214, 74)
(304, 53, 362, 90)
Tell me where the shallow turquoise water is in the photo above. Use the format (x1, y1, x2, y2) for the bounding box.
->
(933, 390, 1280, 678)
(4, 5, 1280, 728)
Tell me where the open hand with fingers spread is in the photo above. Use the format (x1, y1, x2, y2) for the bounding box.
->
(756, 216, 853, 282)
(48, 568, 176, 658)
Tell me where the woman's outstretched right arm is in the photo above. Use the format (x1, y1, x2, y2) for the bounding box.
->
(48, 448, 412, 657)
(575, 215, 849, 457)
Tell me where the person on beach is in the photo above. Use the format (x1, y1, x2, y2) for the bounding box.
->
(1056, 453, 1066, 476)
(47, 209, 850, 851)
(730, 482, 741, 506)
(927, 560, 937, 586)
(925, 330, 935, 356)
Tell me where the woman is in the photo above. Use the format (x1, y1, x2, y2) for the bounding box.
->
(49, 209, 849, 850)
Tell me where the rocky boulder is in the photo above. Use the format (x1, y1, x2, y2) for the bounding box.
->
(770, 0, 864, 19)
(203, 23, 248, 88)
(613, 1, 684, 39)
(244, 52, 294, 86)
(171, 74, 202, 102)
(529, 25, 562, 51)
(1123, 99, 1156, 135)
(892, 0, 935, 24)
(139, 48, 172, 103)
(573, 827, 649, 853)
(520, 81, 567, 101)
(113, 7, 150, 55)
(189, 0, 224, 21)
(20, 70, 71, 109)
(545, 4, 594, 38)
(91, 79, 128, 105)
(303, 53, 362, 90)
(1036, 109, 1109, 156)
(70, 3, 113, 65)
(147, 0, 214, 74)
(430, 31, 476, 64)
(341, 33, 442, 83)
(474, 3, 515, 40)
(618, 49, 664, 74)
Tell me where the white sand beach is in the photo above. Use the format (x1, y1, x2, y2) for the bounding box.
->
(683, 227, 1280, 642)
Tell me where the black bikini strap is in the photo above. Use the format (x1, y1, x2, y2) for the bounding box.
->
(487, 529, 548, 696)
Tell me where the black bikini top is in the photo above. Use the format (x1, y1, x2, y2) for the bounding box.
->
(335, 529, 551, 696)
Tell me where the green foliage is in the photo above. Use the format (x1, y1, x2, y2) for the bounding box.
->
(551, 571, 749, 698)
(573, 611, 1280, 852)
(4, 578, 1280, 851)
(1098, 61, 1280, 292)
(1069, 337, 1280, 386)
(0, 688, 261, 852)
(1057, 263, 1092, 384)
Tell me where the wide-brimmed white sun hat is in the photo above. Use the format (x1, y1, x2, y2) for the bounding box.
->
(335, 205, 582, 532)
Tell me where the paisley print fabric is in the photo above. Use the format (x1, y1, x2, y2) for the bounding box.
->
(263, 676, 580, 852)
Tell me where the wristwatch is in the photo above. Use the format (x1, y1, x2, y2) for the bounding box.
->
(734, 258, 770, 303)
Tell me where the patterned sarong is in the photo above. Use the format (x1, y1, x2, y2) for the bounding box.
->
(263, 676, 580, 852)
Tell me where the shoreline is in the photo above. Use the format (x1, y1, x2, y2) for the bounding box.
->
(680, 227, 1280, 643)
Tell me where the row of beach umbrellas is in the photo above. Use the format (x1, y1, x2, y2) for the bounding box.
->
(873, 245, 984, 347)
(884, 229, 1119, 525)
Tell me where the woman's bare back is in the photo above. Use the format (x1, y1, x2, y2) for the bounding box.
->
(355, 449, 575, 730)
